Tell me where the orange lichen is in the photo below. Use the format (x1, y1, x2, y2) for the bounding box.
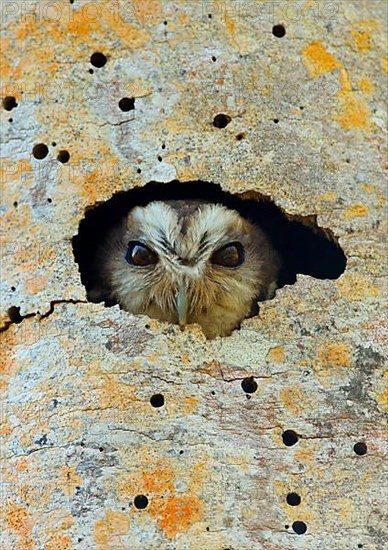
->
(142, 462, 175, 495)
(351, 29, 372, 52)
(336, 69, 371, 130)
(317, 343, 351, 370)
(358, 78, 374, 93)
(5, 504, 33, 550)
(337, 273, 379, 300)
(151, 493, 204, 539)
(343, 204, 369, 219)
(267, 346, 285, 363)
(100, 376, 138, 410)
(94, 510, 130, 548)
(302, 41, 340, 78)
(279, 385, 305, 416)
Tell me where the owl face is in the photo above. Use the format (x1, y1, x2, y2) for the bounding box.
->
(98, 200, 280, 338)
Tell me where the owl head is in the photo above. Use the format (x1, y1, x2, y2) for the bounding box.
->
(92, 200, 280, 338)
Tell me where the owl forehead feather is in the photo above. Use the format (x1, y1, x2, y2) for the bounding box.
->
(127, 201, 244, 255)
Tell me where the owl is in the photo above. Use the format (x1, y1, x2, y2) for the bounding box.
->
(89, 200, 281, 338)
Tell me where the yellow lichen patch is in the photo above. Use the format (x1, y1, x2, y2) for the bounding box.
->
(358, 78, 374, 94)
(319, 191, 337, 202)
(24, 275, 49, 295)
(336, 69, 372, 130)
(382, 57, 388, 73)
(351, 29, 372, 52)
(151, 493, 204, 539)
(302, 41, 340, 78)
(267, 346, 285, 364)
(279, 385, 306, 416)
(344, 204, 369, 220)
(94, 510, 130, 548)
(337, 273, 379, 300)
(5, 504, 33, 550)
(317, 342, 351, 370)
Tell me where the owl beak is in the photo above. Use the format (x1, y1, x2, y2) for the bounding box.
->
(176, 286, 189, 327)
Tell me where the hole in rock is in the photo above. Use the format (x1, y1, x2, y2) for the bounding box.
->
(292, 521, 307, 534)
(213, 113, 232, 128)
(286, 492, 301, 506)
(8, 118, 13, 123)
(73, 180, 346, 337)
(150, 394, 165, 408)
(353, 442, 367, 456)
(119, 97, 135, 112)
(282, 429, 299, 446)
(32, 143, 49, 160)
(90, 52, 107, 68)
(134, 495, 148, 509)
(2, 96, 18, 111)
(57, 150, 70, 163)
(273, 24, 286, 38)
(7, 306, 23, 323)
(241, 377, 258, 394)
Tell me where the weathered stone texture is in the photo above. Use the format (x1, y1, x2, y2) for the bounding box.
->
(1, 1, 386, 548)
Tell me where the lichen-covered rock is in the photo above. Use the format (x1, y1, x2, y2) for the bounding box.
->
(1, 1, 386, 548)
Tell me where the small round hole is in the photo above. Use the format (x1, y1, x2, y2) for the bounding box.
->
(8, 118, 13, 123)
(89, 69, 94, 74)
(282, 430, 299, 446)
(273, 118, 279, 124)
(137, 168, 142, 174)
(161, 143, 166, 149)
(157, 155, 163, 162)
(47, 198, 52, 203)
(13, 201, 18, 208)
(212, 56, 217, 62)
(134, 495, 148, 509)
(163, 20, 168, 25)
(90, 52, 107, 68)
(119, 97, 135, 112)
(241, 376, 258, 394)
(2, 96, 18, 111)
(57, 150, 70, 164)
(236, 132, 245, 140)
(213, 113, 231, 128)
(99, 447, 104, 452)
(150, 394, 164, 408)
(353, 442, 367, 456)
(11, 286, 16, 291)
(286, 492, 301, 506)
(208, 14, 212, 19)
(51, 141, 57, 147)
(7, 306, 23, 323)
(292, 521, 307, 534)
(272, 24, 286, 38)
(32, 143, 49, 160)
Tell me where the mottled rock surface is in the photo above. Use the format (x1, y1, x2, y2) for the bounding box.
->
(0, 1, 386, 549)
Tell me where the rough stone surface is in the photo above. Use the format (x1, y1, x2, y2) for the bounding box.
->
(0, 1, 387, 549)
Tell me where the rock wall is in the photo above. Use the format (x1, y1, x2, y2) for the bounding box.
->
(1, 1, 386, 548)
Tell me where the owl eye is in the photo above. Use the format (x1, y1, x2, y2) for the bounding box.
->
(125, 241, 158, 267)
(211, 242, 245, 268)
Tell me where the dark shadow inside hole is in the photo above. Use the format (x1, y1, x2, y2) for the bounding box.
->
(32, 143, 49, 160)
(2, 96, 18, 111)
(119, 97, 135, 112)
(7, 306, 23, 323)
(90, 52, 107, 68)
(72, 180, 347, 331)
(213, 113, 231, 128)
(134, 495, 148, 509)
(292, 521, 307, 534)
